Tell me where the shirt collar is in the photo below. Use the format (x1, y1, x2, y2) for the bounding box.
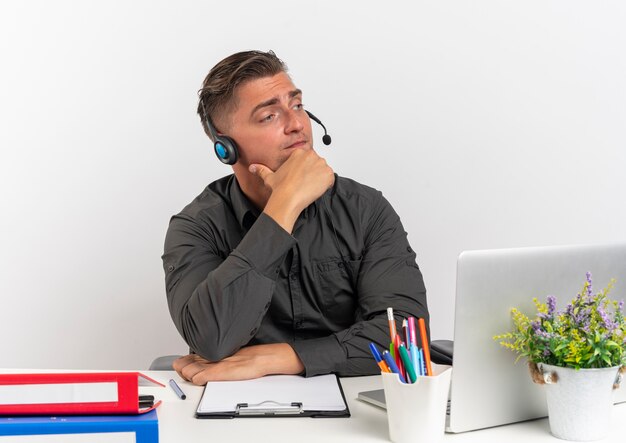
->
(228, 175, 260, 231)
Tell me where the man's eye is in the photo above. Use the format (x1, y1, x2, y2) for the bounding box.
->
(294, 104, 304, 111)
(261, 114, 275, 122)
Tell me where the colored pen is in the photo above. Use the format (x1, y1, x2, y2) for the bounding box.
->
(382, 350, 406, 383)
(418, 348, 427, 376)
(387, 307, 397, 342)
(408, 317, 417, 347)
(169, 379, 186, 400)
(393, 334, 405, 378)
(418, 318, 433, 376)
(369, 342, 391, 373)
(410, 344, 420, 376)
(380, 359, 391, 373)
(398, 344, 417, 383)
(402, 319, 410, 348)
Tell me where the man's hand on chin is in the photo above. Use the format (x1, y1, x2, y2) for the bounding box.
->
(173, 343, 305, 386)
(250, 149, 335, 234)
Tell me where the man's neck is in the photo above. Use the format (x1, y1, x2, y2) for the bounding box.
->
(232, 166, 270, 211)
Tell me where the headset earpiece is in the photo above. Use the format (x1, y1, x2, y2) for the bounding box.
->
(199, 99, 240, 165)
(213, 135, 238, 165)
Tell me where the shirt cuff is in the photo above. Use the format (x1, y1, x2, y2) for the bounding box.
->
(292, 335, 347, 377)
(234, 213, 296, 279)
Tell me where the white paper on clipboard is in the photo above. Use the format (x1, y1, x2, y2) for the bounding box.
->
(196, 374, 347, 416)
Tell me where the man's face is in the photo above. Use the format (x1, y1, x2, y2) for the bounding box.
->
(226, 72, 314, 171)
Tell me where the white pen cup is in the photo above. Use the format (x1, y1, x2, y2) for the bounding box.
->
(381, 363, 452, 443)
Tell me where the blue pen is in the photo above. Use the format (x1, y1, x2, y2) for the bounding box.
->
(382, 350, 407, 383)
(418, 348, 427, 376)
(410, 344, 420, 376)
(369, 342, 383, 362)
(369, 342, 391, 373)
(412, 346, 420, 376)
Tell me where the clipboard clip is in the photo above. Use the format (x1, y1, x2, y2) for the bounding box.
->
(236, 400, 303, 416)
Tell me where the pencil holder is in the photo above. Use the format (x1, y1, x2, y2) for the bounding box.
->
(381, 363, 452, 443)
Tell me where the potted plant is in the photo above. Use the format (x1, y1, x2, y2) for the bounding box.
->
(494, 272, 626, 441)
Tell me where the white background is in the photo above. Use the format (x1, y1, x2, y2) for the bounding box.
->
(1, 0, 625, 370)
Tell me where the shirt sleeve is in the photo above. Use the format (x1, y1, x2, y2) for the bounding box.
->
(162, 212, 296, 361)
(292, 192, 429, 377)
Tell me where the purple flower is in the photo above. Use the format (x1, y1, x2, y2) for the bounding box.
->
(547, 295, 557, 317)
(531, 320, 552, 340)
(543, 348, 551, 357)
(586, 272, 593, 298)
(575, 307, 592, 327)
(531, 320, 542, 332)
(598, 304, 617, 332)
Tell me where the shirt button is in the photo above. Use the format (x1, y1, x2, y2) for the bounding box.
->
(167, 265, 174, 272)
(295, 321, 303, 329)
(290, 274, 297, 281)
(407, 247, 413, 253)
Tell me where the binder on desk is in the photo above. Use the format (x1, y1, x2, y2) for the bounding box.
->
(0, 408, 158, 443)
(0, 372, 164, 416)
(195, 374, 350, 418)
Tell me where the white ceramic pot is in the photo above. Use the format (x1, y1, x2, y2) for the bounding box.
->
(539, 363, 622, 441)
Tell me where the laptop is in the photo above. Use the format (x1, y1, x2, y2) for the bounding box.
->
(358, 242, 626, 433)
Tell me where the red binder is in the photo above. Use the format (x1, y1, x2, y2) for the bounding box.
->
(0, 372, 164, 416)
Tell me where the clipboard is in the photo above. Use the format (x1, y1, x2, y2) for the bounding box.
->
(195, 374, 350, 418)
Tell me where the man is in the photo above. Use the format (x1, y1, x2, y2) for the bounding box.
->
(162, 50, 428, 385)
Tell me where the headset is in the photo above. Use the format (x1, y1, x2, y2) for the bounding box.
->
(200, 100, 332, 165)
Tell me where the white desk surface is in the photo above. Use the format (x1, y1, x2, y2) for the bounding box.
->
(136, 371, 626, 443)
(2, 369, 625, 442)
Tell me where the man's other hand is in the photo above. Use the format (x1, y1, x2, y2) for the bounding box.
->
(172, 343, 305, 386)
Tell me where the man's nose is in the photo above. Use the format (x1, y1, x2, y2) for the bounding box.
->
(284, 108, 304, 133)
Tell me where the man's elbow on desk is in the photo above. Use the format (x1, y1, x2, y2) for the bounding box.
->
(175, 311, 250, 363)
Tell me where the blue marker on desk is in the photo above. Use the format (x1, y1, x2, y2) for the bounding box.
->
(382, 350, 407, 383)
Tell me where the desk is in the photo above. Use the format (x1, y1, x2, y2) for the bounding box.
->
(139, 371, 626, 443)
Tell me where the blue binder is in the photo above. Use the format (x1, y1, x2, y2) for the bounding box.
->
(0, 409, 158, 442)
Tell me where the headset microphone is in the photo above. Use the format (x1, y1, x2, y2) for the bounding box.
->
(305, 111, 332, 145)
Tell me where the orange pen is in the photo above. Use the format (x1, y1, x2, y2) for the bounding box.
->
(378, 360, 391, 373)
(418, 317, 433, 376)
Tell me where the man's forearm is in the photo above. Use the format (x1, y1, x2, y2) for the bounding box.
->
(165, 214, 296, 361)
